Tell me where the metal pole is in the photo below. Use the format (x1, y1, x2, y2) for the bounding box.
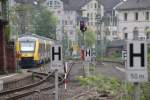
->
(96, 0, 103, 64)
(82, 31, 85, 77)
(133, 82, 140, 100)
(55, 70, 59, 100)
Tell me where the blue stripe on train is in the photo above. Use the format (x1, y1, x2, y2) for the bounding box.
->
(19, 57, 36, 68)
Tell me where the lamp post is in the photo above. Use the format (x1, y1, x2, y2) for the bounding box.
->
(96, 0, 103, 64)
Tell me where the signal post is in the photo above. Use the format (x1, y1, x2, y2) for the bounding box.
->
(51, 44, 63, 100)
(80, 19, 87, 77)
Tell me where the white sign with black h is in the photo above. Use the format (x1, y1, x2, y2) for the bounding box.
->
(127, 40, 148, 82)
(51, 45, 63, 73)
(84, 49, 91, 62)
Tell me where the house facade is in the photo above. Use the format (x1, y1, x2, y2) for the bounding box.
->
(115, 0, 150, 40)
(81, 0, 104, 31)
(101, 0, 121, 41)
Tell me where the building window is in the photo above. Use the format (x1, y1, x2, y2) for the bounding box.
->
(124, 33, 128, 39)
(124, 13, 128, 21)
(91, 13, 93, 19)
(48, 1, 53, 7)
(70, 20, 73, 25)
(65, 20, 67, 25)
(57, 10, 61, 14)
(87, 4, 89, 9)
(91, 3, 93, 9)
(146, 12, 149, 20)
(133, 27, 139, 39)
(135, 12, 138, 21)
(54, 1, 57, 5)
(145, 26, 150, 39)
(87, 13, 89, 17)
(95, 3, 97, 9)
(62, 20, 64, 25)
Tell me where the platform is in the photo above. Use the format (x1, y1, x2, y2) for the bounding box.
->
(0, 71, 32, 91)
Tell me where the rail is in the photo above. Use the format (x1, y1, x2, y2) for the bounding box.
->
(3, 62, 75, 100)
(0, 70, 56, 96)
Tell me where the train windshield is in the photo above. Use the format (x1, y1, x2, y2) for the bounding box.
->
(20, 41, 35, 52)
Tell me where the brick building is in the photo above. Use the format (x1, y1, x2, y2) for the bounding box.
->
(0, 0, 16, 73)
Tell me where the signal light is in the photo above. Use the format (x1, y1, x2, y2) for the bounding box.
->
(80, 21, 87, 32)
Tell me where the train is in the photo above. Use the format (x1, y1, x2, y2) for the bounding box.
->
(16, 34, 54, 68)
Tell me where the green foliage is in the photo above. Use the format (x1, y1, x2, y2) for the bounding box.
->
(76, 74, 121, 96)
(76, 28, 96, 48)
(9, 4, 57, 39)
(4, 25, 10, 41)
(97, 52, 122, 62)
(84, 28, 96, 48)
(138, 48, 150, 100)
(32, 6, 57, 39)
(32, 73, 35, 81)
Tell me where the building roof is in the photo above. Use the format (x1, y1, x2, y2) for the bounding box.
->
(14, 0, 46, 4)
(62, 0, 121, 12)
(61, 0, 90, 11)
(115, 0, 150, 10)
(101, 0, 121, 13)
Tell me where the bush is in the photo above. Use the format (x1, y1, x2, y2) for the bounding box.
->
(76, 74, 122, 96)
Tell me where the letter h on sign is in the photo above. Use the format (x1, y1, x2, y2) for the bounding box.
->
(86, 49, 91, 56)
(129, 43, 144, 67)
(52, 46, 61, 61)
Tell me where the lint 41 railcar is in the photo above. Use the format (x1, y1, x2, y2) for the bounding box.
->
(16, 35, 54, 68)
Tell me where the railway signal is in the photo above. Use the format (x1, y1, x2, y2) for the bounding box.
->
(80, 21, 87, 32)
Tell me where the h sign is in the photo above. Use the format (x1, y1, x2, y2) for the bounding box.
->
(51, 45, 62, 62)
(126, 40, 148, 82)
(84, 49, 91, 61)
(51, 45, 64, 73)
(127, 40, 147, 70)
(85, 49, 91, 57)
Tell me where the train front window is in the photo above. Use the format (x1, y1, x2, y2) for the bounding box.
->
(20, 41, 35, 52)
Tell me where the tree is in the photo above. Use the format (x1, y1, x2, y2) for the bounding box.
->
(9, 4, 57, 39)
(84, 28, 96, 48)
(32, 6, 57, 39)
(77, 28, 96, 48)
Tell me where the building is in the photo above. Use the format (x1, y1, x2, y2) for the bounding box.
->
(81, 0, 122, 41)
(81, 0, 104, 31)
(0, 0, 17, 73)
(101, 0, 121, 41)
(62, 0, 91, 55)
(43, 0, 64, 41)
(115, 0, 150, 40)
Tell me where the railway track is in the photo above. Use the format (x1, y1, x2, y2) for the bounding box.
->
(0, 62, 75, 100)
